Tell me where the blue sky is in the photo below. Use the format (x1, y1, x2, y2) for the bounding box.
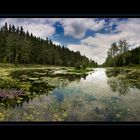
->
(0, 18, 140, 64)
(51, 22, 81, 46)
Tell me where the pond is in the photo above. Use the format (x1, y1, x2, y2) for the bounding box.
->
(0, 67, 140, 121)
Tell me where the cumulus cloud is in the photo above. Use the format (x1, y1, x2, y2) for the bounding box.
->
(0, 18, 56, 39)
(0, 18, 105, 39)
(68, 18, 140, 64)
(56, 18, 105, 39)
(23, 23, 55, 38)
(67, 44, 106, 64)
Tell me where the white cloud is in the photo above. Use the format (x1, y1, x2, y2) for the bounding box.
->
(67, 44, 106, 64)
(68, 18, 140, 64)
(0, 18, 105, 39)
(23, 23, 55, 38)
(67, 32, 125, 64)
(0, 18, 56, 39)
(57, 18, 105, 39)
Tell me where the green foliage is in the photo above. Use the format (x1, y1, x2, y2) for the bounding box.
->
(0, 78, 20, 89)
(75, 63, 81, 70)
(103, 39, 140, 67)
(0, 23, 98, 67)
(2, 56, 7, 64)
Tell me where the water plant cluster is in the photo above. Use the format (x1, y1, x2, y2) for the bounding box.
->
(0, 66, 91, 110)
(106, 67, 140, 95)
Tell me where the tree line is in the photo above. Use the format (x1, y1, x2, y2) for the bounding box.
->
(0, 23, 98, 68)
(103, 39, 140, 67)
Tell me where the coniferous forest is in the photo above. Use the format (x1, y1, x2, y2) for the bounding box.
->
(0, 23, 97, 67)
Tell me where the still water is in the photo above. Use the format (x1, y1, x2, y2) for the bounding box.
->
(1, 68, 140, 121)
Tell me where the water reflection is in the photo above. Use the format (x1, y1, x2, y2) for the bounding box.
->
(106, 68, 140, 95)
(53, 90, 64, 103)
(1, 68, 140, 121)
(107, 78, 129, 96)
(0, 69, 89, 109)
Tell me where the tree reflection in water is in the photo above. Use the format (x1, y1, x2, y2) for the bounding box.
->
(106, 68, 140, 95)
(0, 70, 89, 109)
(107, 78, 129, 96)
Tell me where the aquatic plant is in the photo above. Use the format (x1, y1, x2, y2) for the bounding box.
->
(0, 89, 25, 99)
(0, 78, 21, 90)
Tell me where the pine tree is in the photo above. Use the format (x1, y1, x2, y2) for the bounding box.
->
(0, 23, 98, 67)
